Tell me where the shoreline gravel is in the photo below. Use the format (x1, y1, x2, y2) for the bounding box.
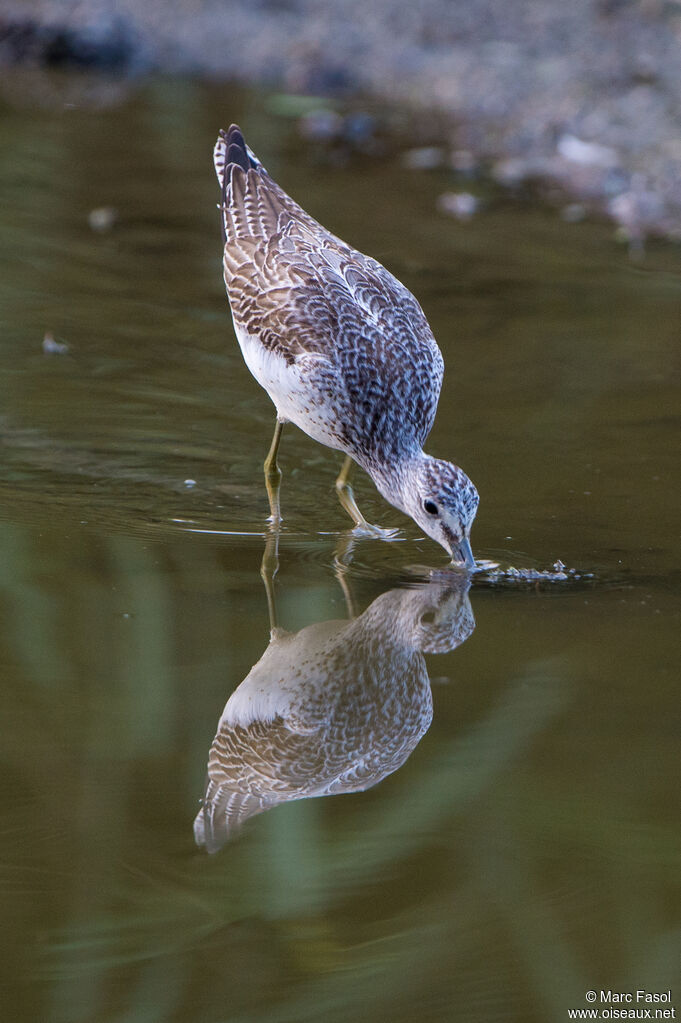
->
(2, 0, 681, 241)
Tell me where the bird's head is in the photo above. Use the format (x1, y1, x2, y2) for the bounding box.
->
(403, 455, 479, 568)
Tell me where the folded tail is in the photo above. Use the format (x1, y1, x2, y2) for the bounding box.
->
(214, 123, 263, 190)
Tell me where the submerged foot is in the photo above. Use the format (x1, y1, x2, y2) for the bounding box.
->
(351, 521, 400, 540)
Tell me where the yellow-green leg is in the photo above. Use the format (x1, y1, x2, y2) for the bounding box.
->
(264, 420, 284, 524)
(260, 527, 281, 635)
(335, 455, 373, 530)
(335, 455, 400, 538)
(333, 531, 359, 619)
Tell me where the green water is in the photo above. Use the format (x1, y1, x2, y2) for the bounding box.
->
(0, 74, 679, 1023)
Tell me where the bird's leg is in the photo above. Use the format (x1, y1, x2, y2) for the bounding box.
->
(335, 455, 400, 538)
(333, 532, 359, 618)
(335, 455, 374, 530)
(260, 526, 280, 635)
(263, 419, 284, 524)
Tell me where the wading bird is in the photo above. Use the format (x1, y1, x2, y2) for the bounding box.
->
(215, 124, 478, 567)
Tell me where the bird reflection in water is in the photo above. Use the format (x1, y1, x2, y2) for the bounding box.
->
(194, 544, 474, 853)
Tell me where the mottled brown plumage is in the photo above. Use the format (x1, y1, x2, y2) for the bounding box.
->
(215, 124, 479, 563)
(194, 580, 474, 851)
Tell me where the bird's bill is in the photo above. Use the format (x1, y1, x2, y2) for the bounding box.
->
(450, 535, 476, 571)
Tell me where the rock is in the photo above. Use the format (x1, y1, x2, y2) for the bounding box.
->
(556, 134, 618, 168)
(42, 332, 69, 354)
(437, 191, 479, 220)
(88, 206, 117, 231)
(608, 179, 665, 251)
(491, 157, 533, 187)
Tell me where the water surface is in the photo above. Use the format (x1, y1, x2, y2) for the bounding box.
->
(0, 74, 679, 1023)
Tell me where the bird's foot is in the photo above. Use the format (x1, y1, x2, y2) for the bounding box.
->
(351, 521, 400, 541)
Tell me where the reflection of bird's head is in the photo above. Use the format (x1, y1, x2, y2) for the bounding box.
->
(364, 578, 475, 655)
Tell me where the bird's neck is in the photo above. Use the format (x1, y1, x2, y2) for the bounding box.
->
(363, 449, 426, 516)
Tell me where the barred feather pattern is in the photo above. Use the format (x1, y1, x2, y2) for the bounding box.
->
(214, 125, 444, 465)
(194, 581, 474, 852)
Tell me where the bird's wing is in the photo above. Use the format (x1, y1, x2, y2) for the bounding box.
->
(215, 127, 444, 443)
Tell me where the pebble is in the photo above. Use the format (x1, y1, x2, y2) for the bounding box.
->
(88, 206, 118, 231)
(557, 134, 618, 168)
(491, 157, 533, 187)
(42, 332, 69, 354)
(436, 191, 479, 220)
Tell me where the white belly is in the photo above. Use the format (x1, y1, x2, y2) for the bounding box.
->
(234, 320, 347, 453)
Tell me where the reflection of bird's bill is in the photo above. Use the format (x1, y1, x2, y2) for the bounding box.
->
(449, 534, 476, 571)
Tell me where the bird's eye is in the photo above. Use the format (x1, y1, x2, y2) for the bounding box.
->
(423, 500, 438, 516)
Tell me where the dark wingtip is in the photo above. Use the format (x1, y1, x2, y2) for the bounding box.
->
(220, 123, 253, 173)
